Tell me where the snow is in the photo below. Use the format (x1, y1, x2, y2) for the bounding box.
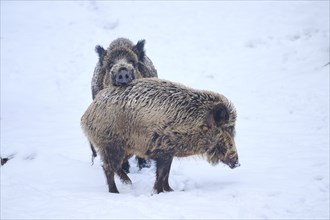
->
(1, 1, 329, 219)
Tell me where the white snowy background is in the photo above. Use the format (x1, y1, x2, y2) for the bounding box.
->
(1, 1, 329, 219)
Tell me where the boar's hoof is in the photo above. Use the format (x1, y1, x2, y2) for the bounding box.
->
(153, 183, 174, 194)
(154, 187, 174, 194)
(117, 169, 132, 184)
(163, 185, 174, 192)
(108, 184, 119, 193)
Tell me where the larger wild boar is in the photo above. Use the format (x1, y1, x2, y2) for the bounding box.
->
(81, 78, 239, 194)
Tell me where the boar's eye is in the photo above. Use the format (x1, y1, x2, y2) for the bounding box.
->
(108, 62, 114, 69)
(128, 59, 136, 67)
(226, 126, 236, 136)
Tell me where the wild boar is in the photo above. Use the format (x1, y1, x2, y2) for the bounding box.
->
(91, 37, 157, 171)
(81, 78, 239, 194)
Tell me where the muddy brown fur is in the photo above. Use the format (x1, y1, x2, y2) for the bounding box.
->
(81, 78, 239, 194)
(90, 38, 157, 171)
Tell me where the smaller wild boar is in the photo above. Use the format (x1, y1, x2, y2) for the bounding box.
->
(91, 37, 157, 171)
(81, 78, 239, 194)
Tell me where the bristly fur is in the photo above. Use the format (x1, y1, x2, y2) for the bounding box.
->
(81, 78, 239, 193)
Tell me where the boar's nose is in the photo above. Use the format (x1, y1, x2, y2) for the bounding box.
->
(230, 160, 240, 169)
(116, 69, 134, 85)
(226, 154, 240, 169)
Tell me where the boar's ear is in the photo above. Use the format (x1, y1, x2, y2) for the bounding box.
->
(134, 40, 146, 61)
(206, 103, 230, 128)
(95, 45, 106, 64)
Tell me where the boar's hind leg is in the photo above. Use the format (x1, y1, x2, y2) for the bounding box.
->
(154, 156, 174, 193)
(137, 157, 152, 170)
(121, 160, 130, 173)
(116, 153, 132, 184)
(100, 145, 126, 193)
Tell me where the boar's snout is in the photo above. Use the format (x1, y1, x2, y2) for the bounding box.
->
(228, 159, 240, 169)
(225, 152, 240, 169)
(116, 69, 134, 85)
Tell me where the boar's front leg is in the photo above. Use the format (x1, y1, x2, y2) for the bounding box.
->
(102, 164, 118, 193)
(100, 143, 128, 193)
(154, 155, 174, 193)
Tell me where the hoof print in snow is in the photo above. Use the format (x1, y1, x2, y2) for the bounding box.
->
(24, 153, 36, 160)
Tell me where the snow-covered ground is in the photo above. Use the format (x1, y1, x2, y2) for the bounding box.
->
(1, 1, 329, 219)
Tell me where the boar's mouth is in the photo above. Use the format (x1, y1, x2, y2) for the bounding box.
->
(206, 144, 240, 169)
(225, 156, 240, 169)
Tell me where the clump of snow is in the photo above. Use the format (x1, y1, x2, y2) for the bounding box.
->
(1, 1, 329, 219)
